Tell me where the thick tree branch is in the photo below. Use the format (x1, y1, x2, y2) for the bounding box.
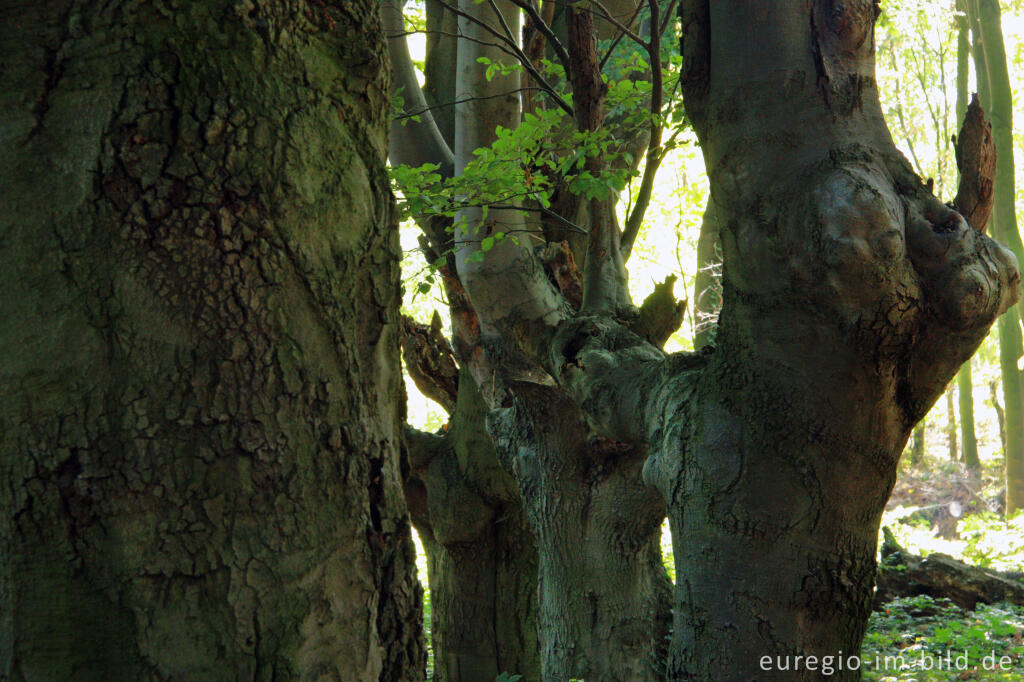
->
(631, 275, 686, 348)
(953, 94, 996, 234)
(401, 312, 460, 414)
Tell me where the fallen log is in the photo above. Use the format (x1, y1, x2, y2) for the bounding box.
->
(875, 526, 1024, 611)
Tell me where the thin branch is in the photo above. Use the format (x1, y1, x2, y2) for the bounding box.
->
(591, 0, 650, 49)
(395, 88, 544, 121)
(509, 0, 573, 80)
(433, 0, 575, 116)
(598, 2, 645, 70)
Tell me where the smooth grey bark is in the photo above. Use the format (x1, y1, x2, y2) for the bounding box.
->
(0, 1, 423, 679)
(969, 0, 1024, 513)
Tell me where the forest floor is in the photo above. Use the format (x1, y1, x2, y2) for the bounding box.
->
(868, 459, 1024, 680)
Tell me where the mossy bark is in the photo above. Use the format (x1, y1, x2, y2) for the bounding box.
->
(0, 1, 423, 678)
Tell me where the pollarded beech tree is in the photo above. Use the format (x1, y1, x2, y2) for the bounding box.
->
(0, 1, 422, 679)
(392, 0, 1021, 680)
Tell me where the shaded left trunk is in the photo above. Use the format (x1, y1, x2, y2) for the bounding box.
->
(0, 1, 422, 678)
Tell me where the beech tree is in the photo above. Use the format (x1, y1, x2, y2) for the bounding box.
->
(0, 1, 422, 678)
(390, 0, 1020, 680)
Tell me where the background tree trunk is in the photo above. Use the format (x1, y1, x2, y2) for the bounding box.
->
(955, 3, 981, 473)
(910, 421, 927, 468)
(959, 363, 982, 470)
(0, 1, 423, 679)
(969, 0, 1024, 513)
(947, 386, 960, 462)
(693, 201, 721, 350)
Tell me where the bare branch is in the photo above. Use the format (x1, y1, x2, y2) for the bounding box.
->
(509, 0, 573, 80)
(590, 0, 650, 49)
(622, 0, 665, 258)
(395, 88, 544, 121)
(433, 0, 575, 116)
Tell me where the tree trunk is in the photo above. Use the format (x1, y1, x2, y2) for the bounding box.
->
(490, 384, 671, 681)
(909, 421, 927, 467)
(959, 363, 982, 471)
(992, 379, 1008, 457)
(444, 2, 672, 678)
(955, 3, 981, 473)
(405, 373, 540, 682)
(0, 2, 423, 679)
(639, 2, 1016, 677)
(947, 385, 960, 462)
(969, 0, 1024, 513)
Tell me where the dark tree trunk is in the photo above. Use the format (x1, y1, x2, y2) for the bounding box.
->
(405, 373, 540, 682)
(0, 1, 423, 679)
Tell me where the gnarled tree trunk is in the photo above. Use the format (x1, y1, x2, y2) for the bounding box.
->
(0, 1, 423, 678)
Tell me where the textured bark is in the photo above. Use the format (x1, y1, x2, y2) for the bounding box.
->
(404, 373, 539, 682)
(0, 1, 423, 679)
(532, 2, 1019, 679)
(490, 384, 671, 682)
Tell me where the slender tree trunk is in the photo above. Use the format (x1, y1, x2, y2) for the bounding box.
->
(959, 363, 982, 470)
(955, 3, 981, 473)
(992, 379, 1008, 458)
(0, 2, 423, 679)
(970, 0, 1024, 513)
(947, 386, 960, 462)
(909, 421, 927, 467)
